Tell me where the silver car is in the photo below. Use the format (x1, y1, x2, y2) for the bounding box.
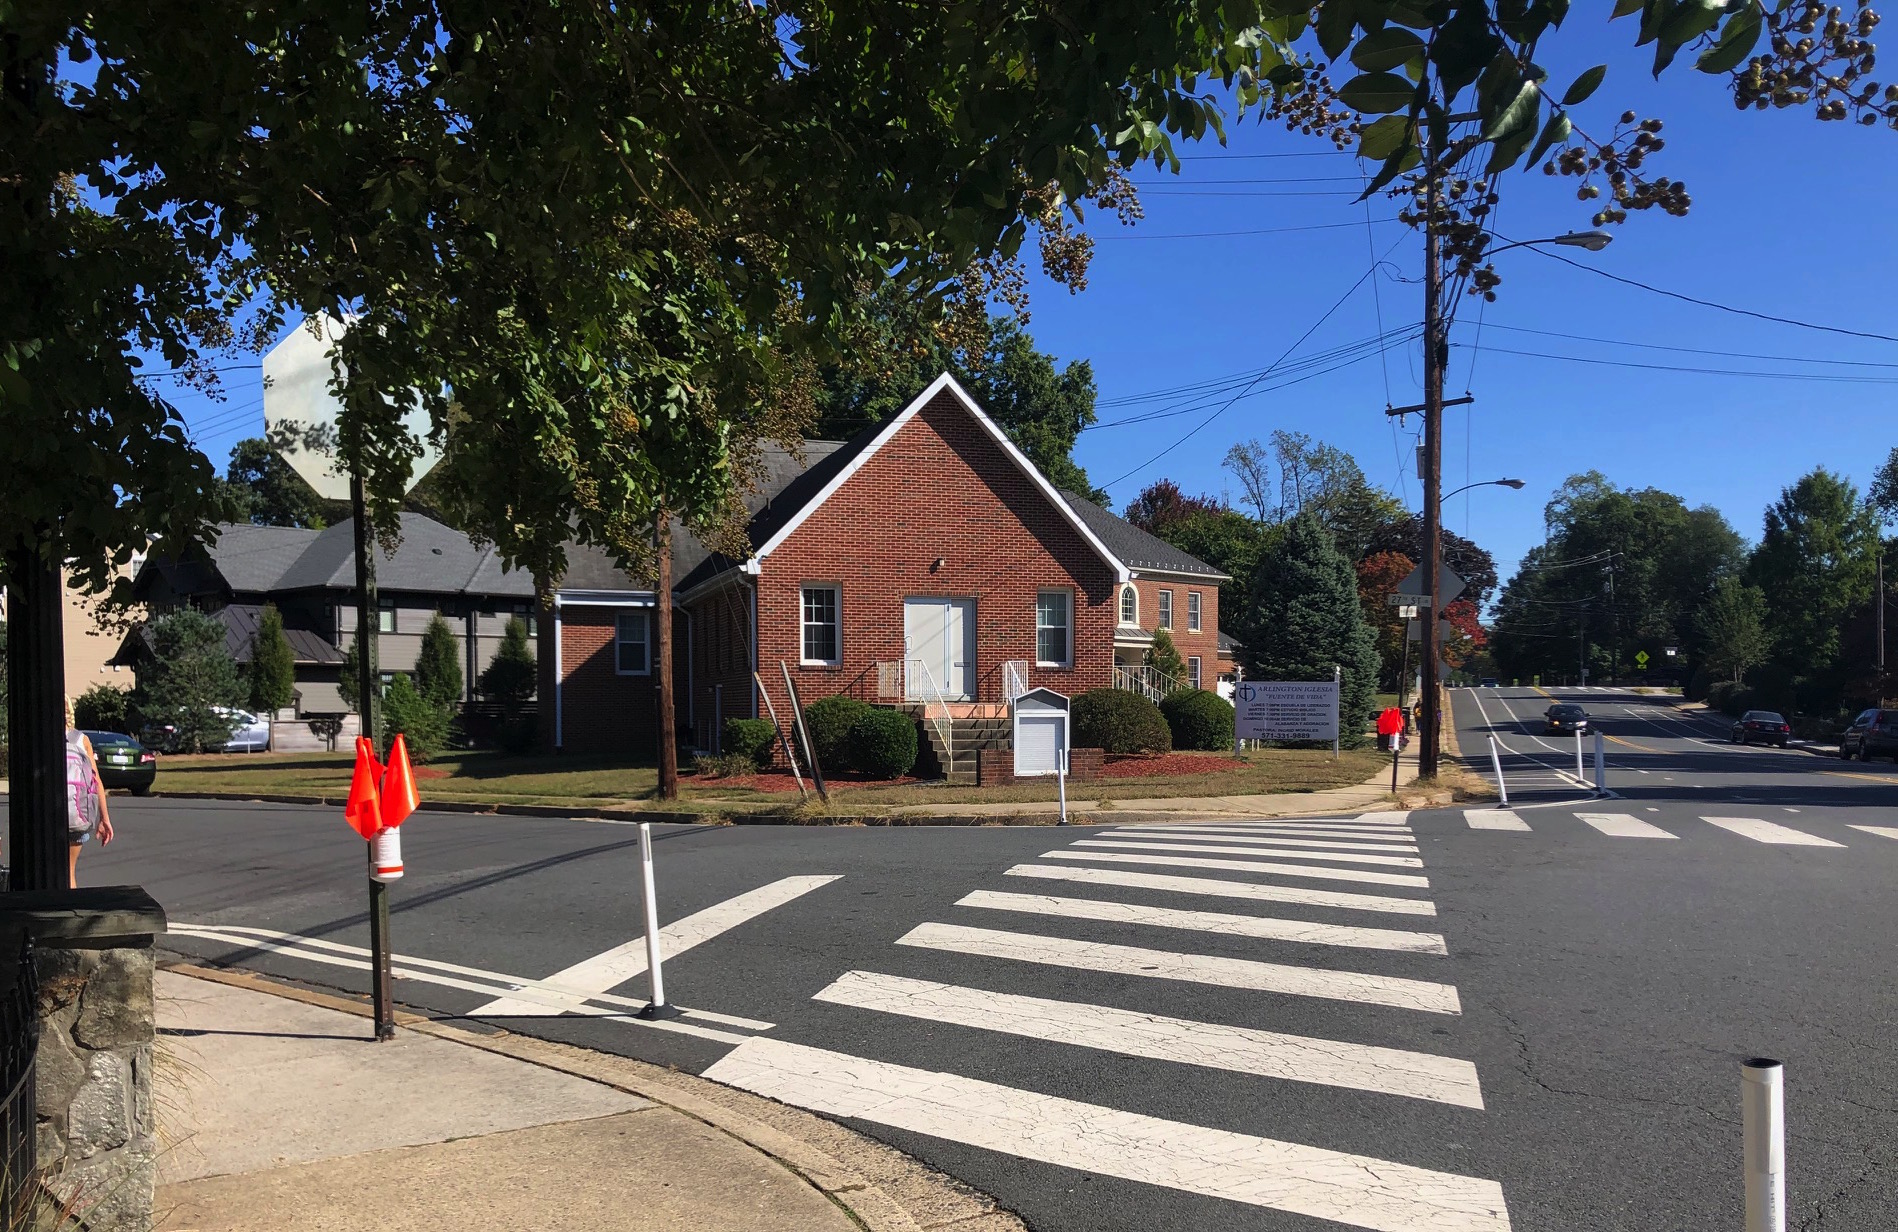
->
(210, 707, 272, 753)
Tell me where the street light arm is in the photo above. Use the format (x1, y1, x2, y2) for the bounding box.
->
(1485, 230, 1614, 257)
(1442, 478, 1526, 501)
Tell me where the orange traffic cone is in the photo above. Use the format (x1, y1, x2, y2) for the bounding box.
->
(379, 734, 420, 831)
(344, 737, 383, 840)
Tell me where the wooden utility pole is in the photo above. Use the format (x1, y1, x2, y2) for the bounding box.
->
(655, 513, 678, 800)
(1418, 124, 1447, 780)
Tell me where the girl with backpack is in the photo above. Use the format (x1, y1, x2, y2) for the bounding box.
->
(65, 699, 116, 886)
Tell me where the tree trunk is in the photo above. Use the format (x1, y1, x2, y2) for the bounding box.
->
(6, 544, 71, 891)
(655, 513, 678, 800)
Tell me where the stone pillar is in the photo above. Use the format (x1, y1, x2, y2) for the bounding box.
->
(0, 888, 166, 1232)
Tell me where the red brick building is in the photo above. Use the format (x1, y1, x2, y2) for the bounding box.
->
(541, 374, 1229, 764)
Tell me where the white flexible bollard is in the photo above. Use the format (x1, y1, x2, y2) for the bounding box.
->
(636, 822, 680, 1020)
(1742, 1058, 1785, 1232)
(1488, 735, 1509, 807)
(1576, 728, 1586, 787)
(1593, 730, 1607, 796)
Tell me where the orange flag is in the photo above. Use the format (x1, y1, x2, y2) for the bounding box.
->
(344, 737, 383, 840)
(379, 733, 420, 831)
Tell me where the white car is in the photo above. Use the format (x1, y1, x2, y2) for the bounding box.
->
(211, 707, 272, 753)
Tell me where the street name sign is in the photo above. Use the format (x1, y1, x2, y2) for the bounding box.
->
(1234, 680, 1340, 742)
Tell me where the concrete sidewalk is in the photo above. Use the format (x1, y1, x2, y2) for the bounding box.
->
(888, 744, 1434, 822)
(152, 970, 979, 1232)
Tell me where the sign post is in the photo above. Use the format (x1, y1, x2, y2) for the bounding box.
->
(265, 316, 438, 1043)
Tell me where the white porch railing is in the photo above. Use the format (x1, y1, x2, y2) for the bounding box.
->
(873, 659, 956, 778)
(1002, 659, 1029, 705)
(1112, 663, 1181, 703)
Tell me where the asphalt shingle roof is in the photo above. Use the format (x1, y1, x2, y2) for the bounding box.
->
(275, 512, 532, 596)
(1059, 492, 1229, 580)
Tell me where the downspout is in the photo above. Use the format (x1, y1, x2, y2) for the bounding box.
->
(553, 593, 564, 751)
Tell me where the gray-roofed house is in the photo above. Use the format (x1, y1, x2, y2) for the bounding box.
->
(122, 512, 537, 715)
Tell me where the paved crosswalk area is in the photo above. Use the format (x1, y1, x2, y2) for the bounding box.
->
(704, 813, 1513, 1232)
(1455, 807, 1892, 847)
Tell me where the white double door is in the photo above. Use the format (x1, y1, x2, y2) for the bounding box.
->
(904, 597, 974, 701)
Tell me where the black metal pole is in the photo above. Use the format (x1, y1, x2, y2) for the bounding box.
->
(350, 475, 394, 1040)
(5, 545, 69, 891)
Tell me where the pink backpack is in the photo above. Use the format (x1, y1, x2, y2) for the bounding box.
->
(66, 732, 101, 836)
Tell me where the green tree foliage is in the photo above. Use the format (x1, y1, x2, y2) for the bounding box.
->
(1224, 432, 1404, 562)
(848, 708, 919, 779)
(1696, 576, 1770, 686)
(247, 603, 297, 714)
(814, 300, 1106, 499)
(1123, 481, 1267, 625)
(1072, 689, 1172, 755)
(1747, 468, 1878, 708)
(479, 618, 537, 704)
(414, 613, 464, 709)
(1160, 688, 1235, 751)
(380, 672, 450, 761)
(338, 638, 361, 715)
(223, 436, 340, 529)
(1242, 513, 1380, 747)
(132, 609, 243, 753)
(73, 684, 130, 734)
(1145, 628, 1189, 685)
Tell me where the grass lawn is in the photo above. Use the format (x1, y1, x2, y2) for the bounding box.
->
(152, 744, 1390, 816)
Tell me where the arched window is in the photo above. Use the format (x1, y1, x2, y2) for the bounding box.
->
(1118, 584, 1138, 625)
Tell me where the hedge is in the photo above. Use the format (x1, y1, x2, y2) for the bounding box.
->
(722, 717, 778, 765)
(802, 695, 872, 772)
(1072, 688, 1171, 755)
(848, 708, 918, 779)
(1160, 689, 1234, 751)
(1707, 680, 1758, 717)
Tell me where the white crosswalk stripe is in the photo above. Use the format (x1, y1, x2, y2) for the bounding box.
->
(1075, 839, 1424, 868)
(1701, 816, 1845, 847)
(955, 889, 1448, 954)
(1575, 813, 1677, 839)
(1848, 825, 1898, 841)
(1110, 827, 1419, 848)
(1043, 847, 1433, 888)
(896, 922, 1462, 1013)
(1003, 863, 1440, 916)
(1464, 808, 1531, 831)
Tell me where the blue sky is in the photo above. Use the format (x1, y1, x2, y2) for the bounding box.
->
(164, 15, 1898, 592)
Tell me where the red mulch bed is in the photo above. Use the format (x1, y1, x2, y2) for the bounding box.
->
(413, 766, 449, 780)
(1098, 752, 1248, 779)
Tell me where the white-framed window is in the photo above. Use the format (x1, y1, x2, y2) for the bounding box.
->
(801, 584, 841, 665)
(1187, 591, 1202, 632)
(1119, 584, 1138, 625)
(1036, 590, 1072, 667)
(615, 610, 651, 675)
(1188, 656, 1202, 689)
(378, 596, 396, 633)
(1158, 589, 1174, 631)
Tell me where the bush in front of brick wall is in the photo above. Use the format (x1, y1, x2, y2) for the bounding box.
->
(723, 717, 778, 764)
(1161, 688, 1235, 751)
(1073, 688, 1171, 755)
(849, 708, 919, 779)
(803, 695, 872, 774)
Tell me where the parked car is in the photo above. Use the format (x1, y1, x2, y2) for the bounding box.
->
(1544, 703, 1589, 735)
(1730, 710, 1791, 747)
(82, 730, 156, 795)
(1839, 708, 1898, 762)
(210, 707, 272, 753)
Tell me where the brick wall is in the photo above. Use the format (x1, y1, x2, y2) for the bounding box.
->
(554, 604, 661, 755)
(1124, 575, 1222, 689)
(757, 391, 1120, 710)
(683, 582, 757, 751)
(976, 746, 1103, 785)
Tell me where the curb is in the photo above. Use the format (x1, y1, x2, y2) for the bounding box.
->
(163, 962, 1026, 1232)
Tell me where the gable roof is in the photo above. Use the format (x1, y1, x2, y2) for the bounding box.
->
(738, 373, 1128, 585)
(1059, 492, 1230, 581)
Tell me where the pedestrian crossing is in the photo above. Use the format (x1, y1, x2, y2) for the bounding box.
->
(1460, 808, 1887, 847)
(703, 814, 1513, 1231)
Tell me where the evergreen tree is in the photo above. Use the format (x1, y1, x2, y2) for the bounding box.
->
(133, 609, 244, 752)
(338, 637, 361, 713)
(380, 672, 450, 760)
(1145, 628, 1188, 687)
(479, 617, 538, 704)
(414, 613, 464, 709)
(1241, 513, 1381, 747)
(248, 603, 297, 714)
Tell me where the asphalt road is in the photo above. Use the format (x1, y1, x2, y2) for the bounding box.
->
(78, 690, 1898, 1231)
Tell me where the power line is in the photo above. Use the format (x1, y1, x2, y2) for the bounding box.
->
(1175, 150, 1355, 160)
(1138, 188, 1365, 198)
(1458, 343, 1898, 385)
(1469, 321, 1898, 370)
(1519, 242, 1898, 346)
(1094, 217, 1404, 242)
(1090, 326, 1421, 422)
(133, 363, 261, 380)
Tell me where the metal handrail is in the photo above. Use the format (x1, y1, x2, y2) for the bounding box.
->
(1112, 663, 1180, 703)
(1002, 659, 1029, 704)
(904, 657, 957, 777)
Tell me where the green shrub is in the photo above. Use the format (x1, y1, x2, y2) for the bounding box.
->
(848, 708, 918, 779)
(74, 684, 131, 734)
(381, 672, 450, 760)
(1160, 688, 1234, 751)
(415, 613, 465, 709)
(1706, 680, 1757, 716)
(802, 695, 872, 772)
(723, 717, 778, 764)
(693, 752, 757, 779)
(1072, 688, 1171, 755)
